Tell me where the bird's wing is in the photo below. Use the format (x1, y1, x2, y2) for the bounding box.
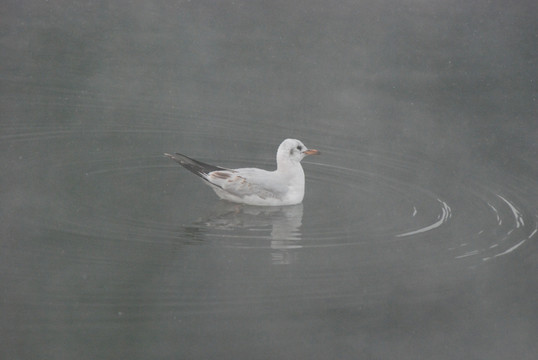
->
(165, 153, 287, 200)
(208, 168, 286, 200)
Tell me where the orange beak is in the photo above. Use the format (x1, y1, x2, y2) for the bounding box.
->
(303, 149, 320, 156)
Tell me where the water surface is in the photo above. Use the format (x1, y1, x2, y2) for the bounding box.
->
(2, 1, 537, 359)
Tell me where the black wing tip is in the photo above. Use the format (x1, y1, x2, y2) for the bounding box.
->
(164, 152, 192, 168)
(164, 152, 226, 177)
(163, 152, 182, 162)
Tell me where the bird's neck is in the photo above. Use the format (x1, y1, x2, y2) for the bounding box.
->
(277, 158, 304, 178)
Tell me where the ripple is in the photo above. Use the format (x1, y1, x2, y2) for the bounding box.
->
(5, 127, 537, 268)
(395, 198, 452, 238)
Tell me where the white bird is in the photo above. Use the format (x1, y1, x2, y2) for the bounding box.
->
(164, 138, 320, 206)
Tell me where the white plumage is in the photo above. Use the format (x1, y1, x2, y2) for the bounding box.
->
(165, 139, 320, 206)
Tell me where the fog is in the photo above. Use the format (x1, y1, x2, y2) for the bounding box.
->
(1, 1, 537, 359)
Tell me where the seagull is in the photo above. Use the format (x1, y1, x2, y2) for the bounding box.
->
(164, 138, 320, 206)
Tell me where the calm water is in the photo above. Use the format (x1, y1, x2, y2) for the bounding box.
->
(2, 1, 537, 359)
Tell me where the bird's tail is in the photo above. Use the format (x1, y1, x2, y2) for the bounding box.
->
(164, 152, 226, 179)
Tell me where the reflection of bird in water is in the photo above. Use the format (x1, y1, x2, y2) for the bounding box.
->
(165, 139, 319, 206)
(193, 202, 303, 239)
(189, 202, 304, 265)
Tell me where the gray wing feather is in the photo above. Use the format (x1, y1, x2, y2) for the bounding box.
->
(210, 168, 286, 199)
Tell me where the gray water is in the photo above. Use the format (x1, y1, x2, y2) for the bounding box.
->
(2, 1, 537, 359)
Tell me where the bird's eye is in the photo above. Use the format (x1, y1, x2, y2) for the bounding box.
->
(296, 145, 303, 151)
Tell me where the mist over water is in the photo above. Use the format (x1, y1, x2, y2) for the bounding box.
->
(2, 1, 537, 359)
